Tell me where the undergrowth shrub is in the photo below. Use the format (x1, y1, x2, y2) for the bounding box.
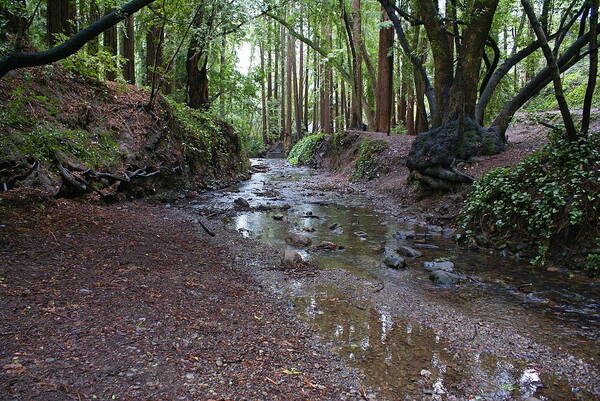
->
(459, 132, 600, 272)
(60, 47, 123, 82)
(351, 138, 389, 181)
(288, 134, 327, 165)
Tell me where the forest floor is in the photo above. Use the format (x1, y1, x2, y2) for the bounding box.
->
(0, 190, 369, 401)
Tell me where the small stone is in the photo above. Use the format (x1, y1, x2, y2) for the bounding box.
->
(353, 231, 367, 237)
(396, 245, 423, 258)
(215, 358, 224, 367)
(78, 288, 92, 295)
(331, 227, 344, 235)
(420, 369, 432, 377)
(413, 243, 440, 249)
(164, 204, 172, 209)
(185, 373, 195, 380)
(546, 266, 559, 272)
(329, 223, 340, 230)
(427, 225, 443, 233)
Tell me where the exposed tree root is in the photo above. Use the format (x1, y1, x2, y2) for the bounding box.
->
(406, 117, 505, 191)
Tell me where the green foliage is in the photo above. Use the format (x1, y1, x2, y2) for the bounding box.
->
(526, 66, 600, 112)
(60, 48, 123, 81)
(164, 96, 221, 159)
(288, 134, 327, 165)
(459, 132, 600, 271)
(241, 134, 265, 158)
(0, 124, 119, 169)
(351, 138, 389, 181)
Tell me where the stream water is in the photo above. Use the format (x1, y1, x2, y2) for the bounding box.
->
(195, 159, 599, 400)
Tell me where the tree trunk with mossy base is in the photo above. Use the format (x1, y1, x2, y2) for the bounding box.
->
(404, 0, 502, 190)
(380, 0, 599, 191)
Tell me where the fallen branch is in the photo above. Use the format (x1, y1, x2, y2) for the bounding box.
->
(197, 219, 216, 237)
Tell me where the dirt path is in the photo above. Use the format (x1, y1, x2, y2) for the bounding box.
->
(0, 190, 369, 401)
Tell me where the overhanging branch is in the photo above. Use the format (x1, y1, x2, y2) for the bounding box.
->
(0, 0, 156, 79)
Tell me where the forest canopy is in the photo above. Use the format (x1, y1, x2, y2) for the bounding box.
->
(0, 0, 597, 167)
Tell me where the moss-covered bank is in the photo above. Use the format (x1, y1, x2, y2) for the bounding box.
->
(0, 67, 249, 199)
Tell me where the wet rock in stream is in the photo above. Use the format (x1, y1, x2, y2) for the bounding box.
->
(314, 241, 338, 250)
(383, 254, 406, 269)
(429, 270, 462, 285)
(393, 230, 415, 240)
(396, 245, 423, 258)
(234, 197, 250, 208)
(423, 261, 455, 272)
(285, 233, 312, 247)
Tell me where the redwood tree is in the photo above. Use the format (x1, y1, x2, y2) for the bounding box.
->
(375, 7, 394, 134)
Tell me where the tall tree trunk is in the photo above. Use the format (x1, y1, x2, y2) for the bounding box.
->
(47, 0, 76, 45)
(267, 21, 273, 101)
(375, 7, 394, 134)
(304, 46, 310, 131)
(280, 24, 286, 141)
(103, 7, 118, 80)
(285, 32, 293, 149)
(313, 43, 320, 133)
(145, 21, 163, 86)
(291, 36, 302, 142)
(260, 42, 269, 145)
(406, 80, 415, 135)
(399, 78, 407, 127)
(416, 0, 454, 127)
(320, 25, 333, 134)
(186, 11, 209, 109)
(87, 1, 100, 56)
(413, 25, 428, 132)
(350, 0, 363, 129)
(582, 1, 599, 134)
(121, 15, 135, 84)
(340, 78, 348, 129)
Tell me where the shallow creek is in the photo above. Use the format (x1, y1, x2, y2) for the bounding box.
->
(195, 158, 599, 400)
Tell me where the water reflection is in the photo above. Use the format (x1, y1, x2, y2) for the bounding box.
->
(293, 289, 580, 400)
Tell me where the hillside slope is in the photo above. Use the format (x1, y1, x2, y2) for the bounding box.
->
(0, 67, 249, 200)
